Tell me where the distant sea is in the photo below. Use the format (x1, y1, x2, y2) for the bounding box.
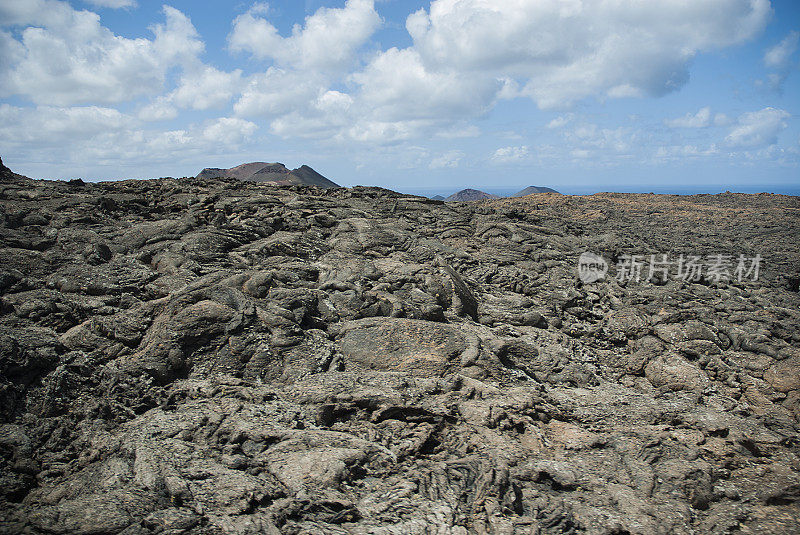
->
(397, 186, 800, 198)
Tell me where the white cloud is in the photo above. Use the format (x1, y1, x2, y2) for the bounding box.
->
(405, 0, 771, 109)
(3, 0, 789, 178)
(766, 72, 788, 91)
(0, 103, 130, 143)
(435, 125, 480, 138)
(137, 65, 243, 120)
(150, 6, 204, 64)
(233, 44, 500, 145)
(228, 0, 380, 73)
(429, 150, 463, 169)
(352, 47, 500, 122)
(137, 97, 178, 122)
(227, 0, 774, 147)
(84, 0, 137, 8)
(491, 145, 529, 163)
(762, 31, 798, 91)
(202, 117, 257, 145)
(0, 103, 256, 172)
(566, 124, 634, 153)
(725, 107, 790, 148)
(269, 89, 355, 139)
(714, 113, 733, 127)
(654, 144, 719, 160)
(0, 30, 24, 79)
(171, 66, 244, 110)
(547, 114, 574, 129)
(0, 2, 203, 105)
(343, 120, 425, 144)
(665, 107, 712, 128)
(234, 68, 327, 118)
(0, 0, 80, 26)
(764, 31, 799, 69)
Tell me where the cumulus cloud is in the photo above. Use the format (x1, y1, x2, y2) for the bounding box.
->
(0, 2, 203, 105)
(713, 113, 733, 127)
(0, 0, 790, 176)
(0, 103, 130, 145)
(137, 98, 178, 122)
(0, 103, 257, 174)
(171, 66, 244, 110)
(234, 68, 327, 118)
(232, 46, 499, 144)
(405, 0, 770, 109)
(201, 117, 257, 145)
(228, 0, 380, 73)
(725, 107, 790, 148)
(566, 124, 635, 153)
(491, 146, 530, 163)
(229, 0, 773, 145)
(226, 0, 418, 142)
(270, 90, 356, 139)
(547, 114, 574, 129)
(352, 47, 500, 122)
(665, 107, 712, 128)
(429, 150, 463, 169)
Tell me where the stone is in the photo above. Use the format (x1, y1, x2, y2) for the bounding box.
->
(338, 317, 473, 377)
(764, 356, 800, 393)
(645, 353, 710, 392)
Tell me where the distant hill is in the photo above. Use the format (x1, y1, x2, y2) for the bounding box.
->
(196, 162, 339, 188)
(430, 194, 446, 201)
(0, 156, 13, 180)
(445, 189, 499, 202)
(0, 156, 28, 181)
(512, 185, 560, 196)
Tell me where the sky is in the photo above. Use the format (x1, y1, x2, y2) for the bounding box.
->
(0, 0, 798, 195)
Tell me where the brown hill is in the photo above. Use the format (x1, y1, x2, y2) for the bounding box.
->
(196, 162, 339, 188)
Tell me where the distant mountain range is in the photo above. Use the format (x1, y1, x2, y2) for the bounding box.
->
(196, 162, 339, 188)
(443, 185, 560, 202)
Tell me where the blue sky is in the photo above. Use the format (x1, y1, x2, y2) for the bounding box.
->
(0, 0, 798, 195)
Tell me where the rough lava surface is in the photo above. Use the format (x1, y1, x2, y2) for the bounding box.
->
(0, 171, 799, 534)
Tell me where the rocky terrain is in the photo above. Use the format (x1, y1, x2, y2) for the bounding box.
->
(196, 163, 338, 189)
(0, 170, 799, 534)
